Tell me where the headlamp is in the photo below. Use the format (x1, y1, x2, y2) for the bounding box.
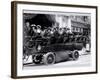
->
(37, 45, 41, 51)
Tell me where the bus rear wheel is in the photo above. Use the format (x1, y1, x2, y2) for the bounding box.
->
(71, 51, 79, 60)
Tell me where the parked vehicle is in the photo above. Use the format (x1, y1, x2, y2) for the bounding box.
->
(23, 33, 89, 65)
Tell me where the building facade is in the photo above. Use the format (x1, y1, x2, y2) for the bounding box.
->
(54, 15, 91, 36)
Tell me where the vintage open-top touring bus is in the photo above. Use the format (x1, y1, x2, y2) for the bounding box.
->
(23, 27, 89, 65)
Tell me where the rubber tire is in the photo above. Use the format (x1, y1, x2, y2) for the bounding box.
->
(32, 55, 41, 64)
(43, 52, 55, 65)
(33, 60, 41, 64)
(71, 51, 79, 60)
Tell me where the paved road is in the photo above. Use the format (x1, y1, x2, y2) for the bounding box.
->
(23, 54, 91, 70)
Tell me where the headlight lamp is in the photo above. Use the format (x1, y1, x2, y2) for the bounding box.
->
(37, 45, 41, 51)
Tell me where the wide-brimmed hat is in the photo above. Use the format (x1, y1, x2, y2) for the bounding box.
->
(37, 25, 41, 28)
